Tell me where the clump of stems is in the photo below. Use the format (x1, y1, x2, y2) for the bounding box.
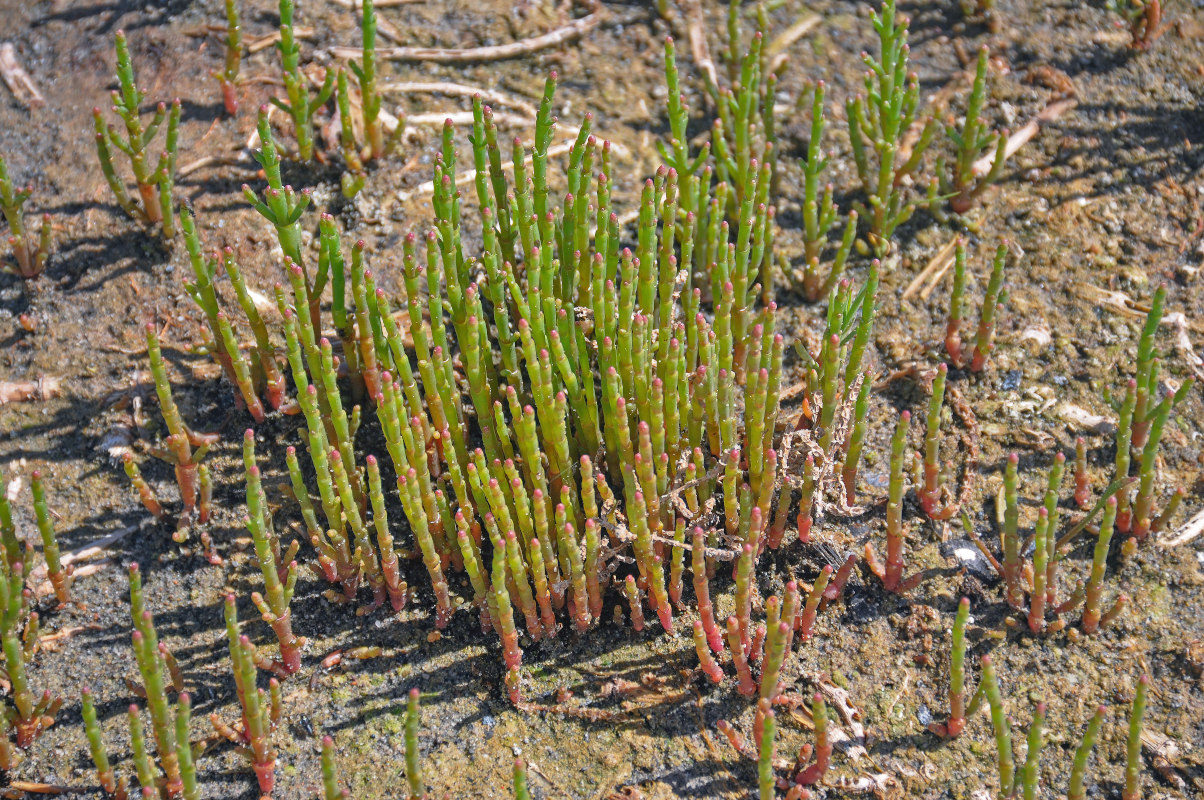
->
(0, 154, 51, 279)
(1112, 285, 1193, 541)
(847, 0, 935, 253)
(972, 451, 1096, 632)
(932, 46, 1008, 217)
(0, 544, 58, 750)
(272, 0, 335, 160)
(93, 31, 180, 235)
(118, 564, 199, 799)
(794, 268, 880, 537)
(210, 0, 241, 115)
(210, 595, 280, 796)
(945, 239, 1009, 372)
(180, 207, 288, 416)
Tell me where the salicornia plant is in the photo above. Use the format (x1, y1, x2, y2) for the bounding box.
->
(347, 0, 404, 163)
(93, 31, 181, 235)
(933, 46, 1008, 217)
(796, 81, 857, 302)
(210, 595, 281, 795)
(131, 325, 219, 528)
(272, 0, 335, 160)
(1111, 285, 1193, 541)
(847, 0, 935, 253)
(0, 543, 59, 750)
(945, 239, 1009, 371)
(1107, 0, 1165, 51)
(211, 0, 242, 115)
(0, 155, 51, 279)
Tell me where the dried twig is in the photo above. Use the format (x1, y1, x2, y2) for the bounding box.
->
(972, 98, 1076, 176)
(1160, 507, 1204, 548)
(902, 236, 958, 301)
(681, 0, 719, 91)
(765, 14, 821, 75)
(331, 5, 605, 63)
(379, 81, 539, 118)
(0, 43, 45, 108)
(0, 376, 62, 404)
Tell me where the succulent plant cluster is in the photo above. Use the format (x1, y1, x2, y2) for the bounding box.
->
(0, 0, 1190, 798)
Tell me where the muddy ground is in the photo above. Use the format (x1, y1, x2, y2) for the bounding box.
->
(1, 0, 1203, 798)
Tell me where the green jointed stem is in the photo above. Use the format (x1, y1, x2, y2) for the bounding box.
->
(405, 688, 423, 800)
(322, 735, 349, 799)
(758, 704, 776, 800)
(93, 31, 180, 231)
(980, 655, 1014, 799)
(1021, 702, 1046, 800)
(943, 45, 1008, 215)
(1123, 676, 1148, 800)
(1082, 497, 1118, 634)
(0, 155, 52, 278)
(30, 471, 71, 605)
(970, 242, 1008, 372)
(273, 0, 334, 160)
(1068, 706, 1106, 800)
(82, 687, 117, 794)
(513, 758, 531, 800)
(212, 0, 242, 115)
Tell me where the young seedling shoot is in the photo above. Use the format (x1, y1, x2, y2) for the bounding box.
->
(210, 0, 241, 115)
(929, 597, 971, 738)
(716, 691, 831, 789)
(932, 46, 1008, 217)
(1067, 706, 1106, 800)
(82, 686, 128, 798)
(919, 364, 958, 520)
(0, 548, 59, 749)
(0, 154, 51, 279)
(272, 0, 335, 160)
(847, 0, 936, 253)
(93, 31, 181, 235)
(1081, 497, 1127, 633)
(1123, 675, 1149, 800)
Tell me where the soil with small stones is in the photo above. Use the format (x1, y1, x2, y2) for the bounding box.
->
(1, 1, 1203, 798)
